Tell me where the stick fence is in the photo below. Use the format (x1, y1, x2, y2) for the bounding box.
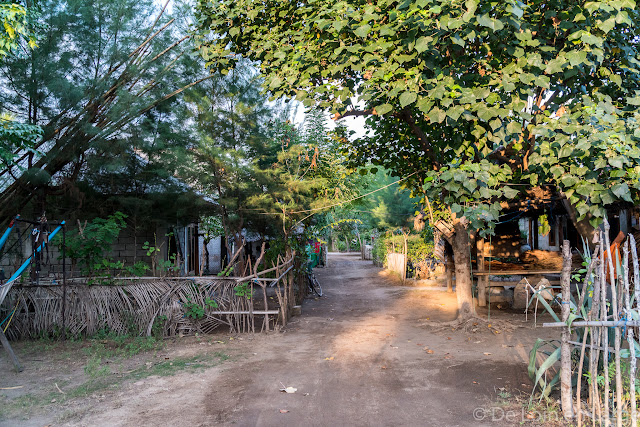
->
(543, 220, 640, 426)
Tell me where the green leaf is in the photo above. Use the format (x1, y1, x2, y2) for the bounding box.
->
(502, 186, 519, 199)
(608, 156, 624, 169)
(333, 20, 347, 32)
(399, 91, 417, 108)
(415, 36, 431, 53)
(545, 57, 566, 74)
(476, 14, 504, 31)
(581, 33, 603, 47)
(599, 17, 616, 34)
(375, 103, 394, 115)
(550, 165, 564, 178)
(611, 182, 632, 202)
(566, 50, 587, 67)
(601, 190, 615, 205)
(428, 107, 446, 123)
(446, 105, 465, 121)
(354, 24, 371, 38)
(561, 175, 578, 188)
(464, 179, 477, 192)
(610, 74, 622, 87)
(558, 145, 573, 158)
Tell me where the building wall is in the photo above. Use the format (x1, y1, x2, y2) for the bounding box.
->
(0, 219, 227, 280)
(107, 226, 166, 267)
(537, 223, 560, 251)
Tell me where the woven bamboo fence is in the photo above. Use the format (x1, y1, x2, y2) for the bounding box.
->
(1, 277, 264, 339)
(0, 250, 306, 339)
(530, 218, 640, 426)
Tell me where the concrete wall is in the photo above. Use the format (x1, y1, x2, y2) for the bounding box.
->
(387, 253, 406, 278)
(537, 222, 560, 251)
(200, 235, 222, 274)
(108, 226, 165, 267)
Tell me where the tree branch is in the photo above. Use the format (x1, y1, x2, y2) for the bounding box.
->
(396, 109, 440, 169)
(332, 109, 374, 120)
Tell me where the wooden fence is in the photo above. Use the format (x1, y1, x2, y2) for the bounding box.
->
(0, 255, 305, 339)
(536, 220, 640, 426)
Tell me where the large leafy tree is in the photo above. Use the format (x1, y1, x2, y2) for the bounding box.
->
(196, 0, 640, 320)
(180, 69, 362, 270)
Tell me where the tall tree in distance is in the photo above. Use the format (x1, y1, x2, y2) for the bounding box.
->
(178, 60, 278, 272)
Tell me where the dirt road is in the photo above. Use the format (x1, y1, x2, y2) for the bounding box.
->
(1, 253, 558, 426)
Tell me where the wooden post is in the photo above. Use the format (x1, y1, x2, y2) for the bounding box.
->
(62, 223, 67, 340)
(560, 240, 574, 420)
(477, 238, 486, 307)
(0, 328, 23, 372)
(446, 256, 453, 293)
(402, 232, 408, 284)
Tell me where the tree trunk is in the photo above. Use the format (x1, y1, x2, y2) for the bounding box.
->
(233, 234, 245, 276)
(561, 196, 597, 248)
(451, 218, 475, 320)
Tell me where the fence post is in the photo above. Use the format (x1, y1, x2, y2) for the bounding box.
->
(402, 232, 407, 283)
(560, 240, 574, 420)
(477, 238, 486, 306)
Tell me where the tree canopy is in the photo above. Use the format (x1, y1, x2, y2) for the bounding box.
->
(196, 0, 640, 228)
(196, 0, 640, 319)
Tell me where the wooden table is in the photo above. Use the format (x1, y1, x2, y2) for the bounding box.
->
(473, 270, 562, 307)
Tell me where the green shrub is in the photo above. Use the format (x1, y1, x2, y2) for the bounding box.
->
(56, 212, 127, 277)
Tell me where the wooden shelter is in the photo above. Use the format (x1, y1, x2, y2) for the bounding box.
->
(470, 189, 637, 307)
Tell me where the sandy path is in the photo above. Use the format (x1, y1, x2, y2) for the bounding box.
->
(194, 253, 545, 426)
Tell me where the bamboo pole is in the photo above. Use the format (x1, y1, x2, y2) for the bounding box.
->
(576, 326, 589, 427)
(624, 237, 638, 426)
(589, 249, 602, 427)
(606, 231, 623, 427)
(0, 327, 22, 372)
(561, 240, 575, 420)
(632, 233, 640, 310)
(544, 320, 640, 328)
(601, 229, 611, 427)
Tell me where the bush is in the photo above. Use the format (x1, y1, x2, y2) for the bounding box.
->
(56, 212, 127, 277)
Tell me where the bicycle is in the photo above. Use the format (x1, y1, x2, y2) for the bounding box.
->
(307, 269, 323, 297)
